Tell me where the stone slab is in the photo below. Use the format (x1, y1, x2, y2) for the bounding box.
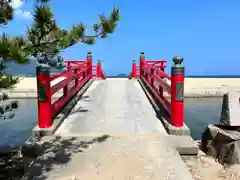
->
(167, 135, 198, 155)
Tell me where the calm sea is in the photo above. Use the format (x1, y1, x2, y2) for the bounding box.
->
(0, 97, 223, 148)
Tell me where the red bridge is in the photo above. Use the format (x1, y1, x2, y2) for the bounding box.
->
(26, 52, 197, 180)
(37, 52, 184, 130)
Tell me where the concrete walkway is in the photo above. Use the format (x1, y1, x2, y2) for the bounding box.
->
(27, 134, 193, 180)
(26, 79, 193, 180)
(55, 78, 167, 135)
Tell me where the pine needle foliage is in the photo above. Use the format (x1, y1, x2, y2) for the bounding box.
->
(0, 33, 29, 63)
(26, 0, 120, 68)
(0, 0, 13, 25)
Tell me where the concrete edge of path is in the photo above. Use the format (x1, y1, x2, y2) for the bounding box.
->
(137, 77, 198, 155)
(32, 79, 95, 137)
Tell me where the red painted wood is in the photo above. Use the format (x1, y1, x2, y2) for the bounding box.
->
(132, 63, 137, 78)
(87, 53, 92, 78)
(97, 63, 101, 78)
(37, 52, 107, 128)
(153, 74, 171, 94)
(37, 71, 52, 128)
(51, 76, 90, 117)
(171, 73, 184, 127)
(50, 71, 71, 81)
(50, 73, 74, 96)
(136, 52, 184, 127)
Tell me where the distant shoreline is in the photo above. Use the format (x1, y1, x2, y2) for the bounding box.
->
(13, 75, 240, 78)
(1, 77, 240, 98)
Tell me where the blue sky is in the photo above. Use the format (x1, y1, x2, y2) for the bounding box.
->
(2, 0, 240, 75)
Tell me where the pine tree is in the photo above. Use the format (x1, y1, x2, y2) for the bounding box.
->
(26, 0, 120, 68)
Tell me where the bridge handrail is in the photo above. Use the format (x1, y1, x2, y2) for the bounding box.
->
(129, 52, 184, 128)
(37, 52, 106, 128)
(50, 71, 70, 81)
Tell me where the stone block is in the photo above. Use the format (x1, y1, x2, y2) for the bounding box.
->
(201, 124, 240, 165)
(220, 91, 240, 126)
(167, 135, 198, 155)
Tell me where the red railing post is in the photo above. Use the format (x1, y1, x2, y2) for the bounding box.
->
(36, 64, 52, 128)
(131, 60, 137, 78)
(140, 52, 145, 76)
(87, 52, 92, 78)
(159, 61, 165, 98)
(150, 67, 154, 86)
(171, 56, 184, 127)
(96, 60, 101, 78)
(74, 67, 79, 87)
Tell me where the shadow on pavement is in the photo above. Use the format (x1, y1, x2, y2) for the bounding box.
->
(23, 134, 110, 180)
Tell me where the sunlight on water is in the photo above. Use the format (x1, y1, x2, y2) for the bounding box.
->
(184, 97, 222, 140)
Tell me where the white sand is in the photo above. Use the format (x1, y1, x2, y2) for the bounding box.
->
(0, 76, 65, 98)
(184, 78, 240, 97)
(1, 77, 240, 98)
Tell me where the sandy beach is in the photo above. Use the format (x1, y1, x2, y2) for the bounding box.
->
(0, 77, 65, 99)
(184, 78, 240, 97)
(1, 77, 240, 98)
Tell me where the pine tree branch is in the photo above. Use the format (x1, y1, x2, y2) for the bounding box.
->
(24, 1, 120, 68)
(0, 0, 14, 25)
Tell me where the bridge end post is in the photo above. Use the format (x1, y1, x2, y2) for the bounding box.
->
(36, 64, 52, 128)
(97, 60, 102, 78)
(171, 56, 184, 127)
(87, 52, 92, 78)
(131, 60, 137, 78)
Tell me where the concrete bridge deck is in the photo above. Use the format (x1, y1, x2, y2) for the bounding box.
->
(55, 78, 167, 136)
(26, 79, 194, 180)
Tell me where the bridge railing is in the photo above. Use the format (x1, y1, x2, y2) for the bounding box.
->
(129, 52, 184, 128)
(37, 52, 106, 128)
